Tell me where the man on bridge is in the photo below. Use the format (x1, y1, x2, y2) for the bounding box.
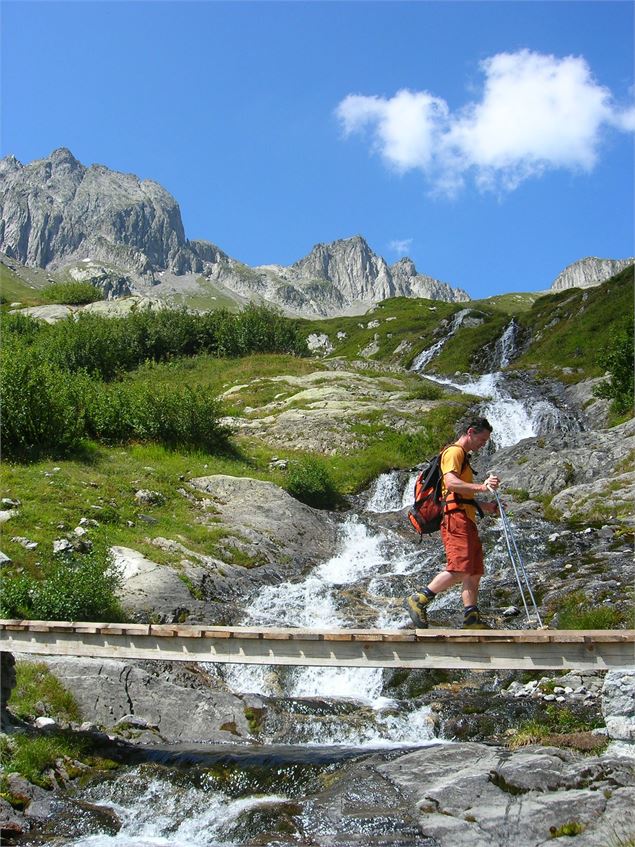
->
(405, 417, 501, 629)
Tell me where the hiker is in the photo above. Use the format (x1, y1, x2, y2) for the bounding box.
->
(404, 417, 500, 629)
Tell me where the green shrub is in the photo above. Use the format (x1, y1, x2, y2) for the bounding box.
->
(85, 381, 232, 451)
(45, 281, 103, 305)
(0, 549, 124, 622)
(285, 457, 341, 509)
(594, 321, 634, 415)
(0, 345, 90, 460)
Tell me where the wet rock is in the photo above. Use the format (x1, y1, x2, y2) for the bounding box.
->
(0, 796, 25, 839)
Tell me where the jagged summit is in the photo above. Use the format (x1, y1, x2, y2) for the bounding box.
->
(0, 149, 472, 315)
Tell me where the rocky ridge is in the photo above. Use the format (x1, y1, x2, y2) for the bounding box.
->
(550, 256, 634, 291)
(1, 149, 467, 316)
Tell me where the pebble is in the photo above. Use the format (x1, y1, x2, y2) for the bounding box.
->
(34, 717, 57, 729)
(11, 537, 38, 550)
(1, 498, 21, 508)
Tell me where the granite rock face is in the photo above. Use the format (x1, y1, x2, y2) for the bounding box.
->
(32, 656, 253, 743)
(550, 256, 634, 291)
(0, 148, 202, 280)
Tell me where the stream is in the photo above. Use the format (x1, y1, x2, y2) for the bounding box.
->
(33, 322, 588, 847)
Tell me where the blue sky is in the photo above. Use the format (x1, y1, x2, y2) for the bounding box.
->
(2, 1, 633, 298)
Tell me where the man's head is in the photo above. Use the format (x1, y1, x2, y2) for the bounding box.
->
(462, 418, 493, 452)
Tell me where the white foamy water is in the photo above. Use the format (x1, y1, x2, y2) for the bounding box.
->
(220, 515, 435, 746)
(410, 308, 472, 371)
(68, 772, 288, 847)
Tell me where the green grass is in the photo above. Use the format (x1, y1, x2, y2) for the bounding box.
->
(299, 296, 461, 365)
(468, 291, 540, 314)
(0, 264, 47, 307)
(9, 662, 81, 723)
(431, 311, 508, 373)
(0, 731, 119, 791)
(169, 276, 244, 312)
(549, 591, 626, 629)
(513, 266, 634, 379)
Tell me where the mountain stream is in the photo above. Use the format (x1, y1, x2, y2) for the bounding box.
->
(42, 322, 587, 847)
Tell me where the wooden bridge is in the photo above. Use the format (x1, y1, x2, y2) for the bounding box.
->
(1, 620, 633, 671)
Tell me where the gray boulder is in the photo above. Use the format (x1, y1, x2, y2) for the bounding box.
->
(28, 655, 253, 743)
(602, 670, 635, 744)
(379, 742, 635, 847)
(189, 474, 339, 566)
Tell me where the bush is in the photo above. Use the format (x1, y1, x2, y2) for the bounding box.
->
(0, 345, 90, 460)
(285, 457, 341, 509)
(45, 281, 103, 305)
(85, 380, 232, 451)
(0, 550, 124, 622)
(594, 322, 634, 415)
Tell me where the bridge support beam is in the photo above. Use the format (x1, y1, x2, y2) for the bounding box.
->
(1, 621, 634, 671)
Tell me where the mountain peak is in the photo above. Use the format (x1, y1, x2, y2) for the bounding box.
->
(49, 147, 82, 168)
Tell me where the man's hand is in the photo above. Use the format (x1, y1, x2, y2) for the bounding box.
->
(483, 474, 500, 491)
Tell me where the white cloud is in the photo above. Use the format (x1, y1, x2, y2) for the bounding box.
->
(335, 50, 634, 194)
(389, 238, 413, 256)
(336, 89, 447, 171)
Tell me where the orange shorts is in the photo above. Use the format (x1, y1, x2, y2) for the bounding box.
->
(441, 510, 484, 576)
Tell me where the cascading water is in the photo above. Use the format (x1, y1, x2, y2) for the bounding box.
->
(409, 308, 472, 371)
(412, 319, 582, 449)
(219, 515, 438, 747)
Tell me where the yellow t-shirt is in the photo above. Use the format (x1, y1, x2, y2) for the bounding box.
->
(440, 444, 476, 524)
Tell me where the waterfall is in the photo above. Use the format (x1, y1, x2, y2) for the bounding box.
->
(425, 370, 581, 449)
(366, 470, 417, 512)
(410, 308, 472, 372)
(493, 319, 518, 369)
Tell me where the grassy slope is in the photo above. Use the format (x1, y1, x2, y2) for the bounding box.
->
(513, 265, 634, 379)
(0, 264, 47, 306)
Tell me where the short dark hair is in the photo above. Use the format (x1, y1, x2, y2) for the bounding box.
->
(463, 417, 493, 435)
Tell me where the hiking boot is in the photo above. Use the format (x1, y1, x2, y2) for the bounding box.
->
(404, 593, 431, 628)
(462, 607, 491, 629)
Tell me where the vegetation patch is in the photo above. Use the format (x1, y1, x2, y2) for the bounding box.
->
(513, 267, 634, 381)
(9, 662, 81, 723)
(547, 591, 625, 629)
(44, 281, 103, 305)
(0, 731, 118, 791)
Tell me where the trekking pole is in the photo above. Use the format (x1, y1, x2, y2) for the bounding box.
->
(486, 485, 544, 628)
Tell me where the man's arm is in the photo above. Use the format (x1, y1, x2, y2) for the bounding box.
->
(444, 472, 500, 495)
